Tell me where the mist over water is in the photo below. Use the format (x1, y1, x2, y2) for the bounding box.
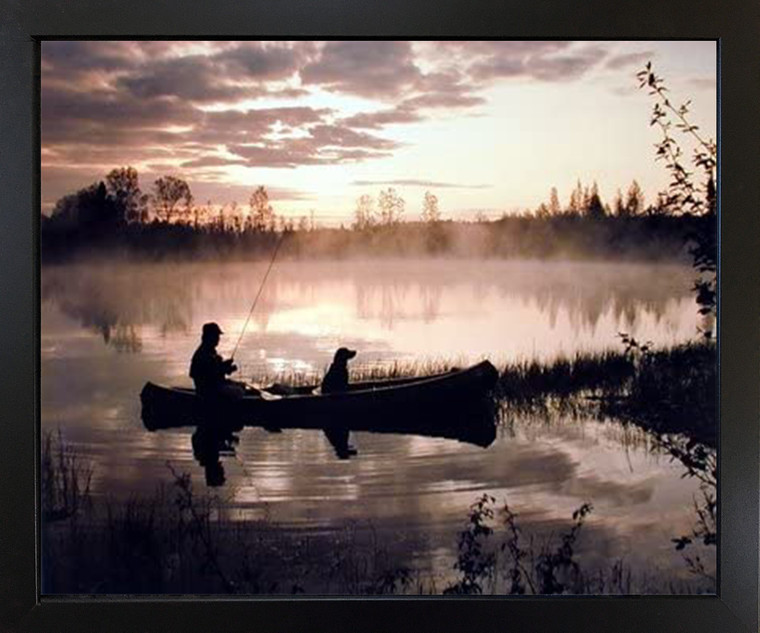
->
(41, 259, 712, 588)
(42, 259, 701, 367)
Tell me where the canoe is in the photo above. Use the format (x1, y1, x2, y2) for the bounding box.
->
(141, 360, 499, 447)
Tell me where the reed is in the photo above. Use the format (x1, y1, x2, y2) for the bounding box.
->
(41, 429, 93, 522)
(250, 341, 715, 445)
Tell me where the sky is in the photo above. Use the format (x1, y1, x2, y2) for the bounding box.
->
(41, 40, 717, 223)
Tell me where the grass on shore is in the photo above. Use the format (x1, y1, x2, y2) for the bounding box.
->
(254, 340, 715, 446)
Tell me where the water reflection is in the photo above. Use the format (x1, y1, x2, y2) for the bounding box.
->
(142, 372, 500, 474)
(42, 260, 699, 363)
(191, 426, 239, 487)
(40, 259, 714, 587)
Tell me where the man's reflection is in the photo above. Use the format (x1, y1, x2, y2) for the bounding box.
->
(191, 425, 239, 486)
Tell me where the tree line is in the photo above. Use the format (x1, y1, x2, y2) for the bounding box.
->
(40, 166, 710, 263)
(42, 166, 707, 240)
(44, 168, 302, 234)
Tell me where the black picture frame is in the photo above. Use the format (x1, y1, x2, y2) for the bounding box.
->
(1, 1, 758, 631)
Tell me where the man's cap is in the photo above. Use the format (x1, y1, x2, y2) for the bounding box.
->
(202, 322, 224, 336)
(335, 347, 357, 359)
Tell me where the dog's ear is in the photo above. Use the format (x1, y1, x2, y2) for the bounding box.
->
(334, 347, 357, 362)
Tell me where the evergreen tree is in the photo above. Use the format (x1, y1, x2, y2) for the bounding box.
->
(624, 180, 644, 217)
(549, 187, 561, 215)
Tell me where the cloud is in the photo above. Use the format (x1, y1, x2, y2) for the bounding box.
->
(187, 181, 313, 204)
(470, 44, 608, 82)
(226, 123, 399, 168)
(417, 40, 573, 69)
(192, 106, 332, 144)
(609, 85, 638, 97)
(427, 41, 609, 83)
(605, 51, 654, 70)
(432, 41, 571, 57)
(179, 157, 247, 169)
(40, 40, 642, 211)
(405, 71, 487, 108)
(339, 70, 485, 131)
(42, 41, 140, 74)
(341, 105, 423, 129)
(41, 85, 202, 144)
(228, 139, 393, 169)
(112, 42, 311, 104)
(216, 42, 314, 79)
(688, 77, 717, 90)
(352, 179, 490, 189)
(529, 47, 607, 81)
(118, 55, 251, 102)
(308, 124, 399, 150)
(301, 41, 423, 98)
(402, 91, 485, 109)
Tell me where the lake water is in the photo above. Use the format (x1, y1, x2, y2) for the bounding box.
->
(40, 259, 714, 591)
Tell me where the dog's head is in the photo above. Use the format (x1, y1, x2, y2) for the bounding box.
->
(333, 347, 357, 364)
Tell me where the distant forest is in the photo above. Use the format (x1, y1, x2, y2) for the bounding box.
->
(40, 166, 716, 263)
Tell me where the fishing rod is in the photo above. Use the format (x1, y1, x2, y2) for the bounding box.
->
(230, 231, 287, 360)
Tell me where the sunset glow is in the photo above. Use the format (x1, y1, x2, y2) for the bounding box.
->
(41, 40, 716, 223)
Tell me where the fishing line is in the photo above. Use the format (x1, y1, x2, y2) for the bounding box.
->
(230, 440, 262, 503)
(230, 232, 287, 361)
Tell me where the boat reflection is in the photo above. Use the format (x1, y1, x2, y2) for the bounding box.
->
(144, 389, 498, 486)
(141, 361, 500, 482)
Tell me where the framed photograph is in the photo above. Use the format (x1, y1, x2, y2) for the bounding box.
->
(1, 2, 758, 632)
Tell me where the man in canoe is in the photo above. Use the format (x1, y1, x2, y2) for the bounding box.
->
(189, 322, 245, 399)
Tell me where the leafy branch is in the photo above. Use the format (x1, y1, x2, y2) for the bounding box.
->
(637, 62, 717, 328)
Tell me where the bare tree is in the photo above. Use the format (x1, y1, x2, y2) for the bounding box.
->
(378, 188, 405, 225)
(421, 191, 440, 223)
(106, 167, 149, 223)
(152, 176, 193, 223)
(353, 194, 375, 230)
